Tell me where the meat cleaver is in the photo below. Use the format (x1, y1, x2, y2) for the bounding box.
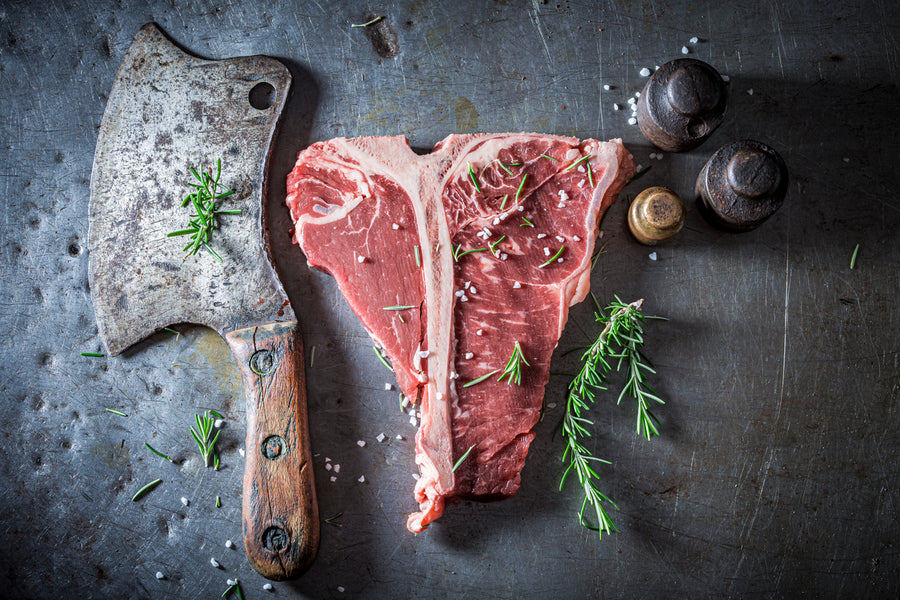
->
(88, 24, 317, 580)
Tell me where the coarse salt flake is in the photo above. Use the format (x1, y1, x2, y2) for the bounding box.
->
(357, 440, 366, 447)
(358, 476, 366, 483)
(338, 587, 345, 593)
(396, 434, 404, 440)
(392, 223, 399, 229)
(537, 233, 547, 239)
(357, 255, 365, 263)
(513, 281, 521, 289)
(455, 289, 464, 297)
(628, 117, 637, 125)
(544, 247, 550, 256)
(325, 463, 332, 471)
(330, 476, 337, 482)
(747, 88, 754, 95)
(613, 103, 621, 111)
(465, 352, 474, 359)
(681, 45, 689, 54)
(214, 419, 224, 428)
(577, 165, 585, 172)
(227, 579, 235, 586)
(492, 218, 500, 225)
(476, 329, 483, 336)
(573, 235, 581, 242)
(649, 252, 658, 261)
(558, 202, 566, 208)
(548, 402, 557, 409)
(417, 350, 430, 359)
(376, 433, 386, 442)
(225, 539, 233, 549)
(558, 190, 569, 200)
(517, 205, 524, 211)
(210, 558, 221, 569)
(459, 295, 468, 302)
(469, 286, 477, 294)
(640, 67, 651, 76)
(238, 448, 245, 457)
(603, 84, 611, 90)
(627, 97, 636, 105)
(181, 497, 189, 506)
(412, 473, 420, 481)
(409, 416, 417, 426)
(690, 36, 699, 43)
(325, 456, 331, 462)
(500, 253, 507, 260)
(264, 583, 274, 591)
(334, 464, 341, 473)
(722, 74, 730, 82)
(556, 236, 565, 242)
(156, 572, 164, 580)
(558, 258, 564, 263)
(384, 383, 393, 391)
(577, 180, 585, 188)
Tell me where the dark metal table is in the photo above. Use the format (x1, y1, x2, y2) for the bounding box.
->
(1, 1, 897, 598)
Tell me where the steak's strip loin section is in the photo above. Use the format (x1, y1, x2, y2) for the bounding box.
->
(287, 133, 635, 533)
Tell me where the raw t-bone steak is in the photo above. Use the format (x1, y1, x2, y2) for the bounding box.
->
(286, 133, 635, 532)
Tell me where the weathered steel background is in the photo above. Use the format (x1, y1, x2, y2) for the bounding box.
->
(1, 1, 897, 598)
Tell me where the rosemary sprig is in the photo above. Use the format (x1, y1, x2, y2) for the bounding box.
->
(145, 442, 173, 462)
(489, 235, 506, 257)
(373, 346, 394, 372)
(515, 174, 528, 202)
(564, 153, 592, 172)
(351, 15, 384, 27)
(190, 410, 221, 469)
(467, 161, 482, 192)
(539, 245, 565, 268)
(452, 444, 476, 472)
(559, 297, 664, 535)
(453, 244, 486, 262)
(497, 341, 529, 385)
(166, 159, 239, 262)
(132, 478, 162, 502)
(462, 369, 499, 388)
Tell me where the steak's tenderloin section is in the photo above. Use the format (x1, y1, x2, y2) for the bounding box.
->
(287, 133, 635, 532)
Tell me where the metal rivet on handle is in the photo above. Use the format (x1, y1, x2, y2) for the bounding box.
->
(250, 350, 276, 376)
(261, 435, 286, 460)
(262, 525, 290, 553)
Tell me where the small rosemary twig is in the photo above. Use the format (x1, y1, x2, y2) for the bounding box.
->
(497, 341, 529, 386)
(190, 410, 221, 469)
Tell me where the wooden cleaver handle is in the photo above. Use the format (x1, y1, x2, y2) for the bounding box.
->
(225, 320, 319, 580)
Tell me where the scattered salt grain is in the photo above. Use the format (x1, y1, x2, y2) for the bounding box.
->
(384, 383, 393, 391)
(459, 295, 468, 302)
(649, 152, 657, 160)
(465, 352, 474, 359)
(325, 456, 331, 462)
(649, 252, 658, 261)
(513, 281, 521, 289)
(627, 97, 636, 105)
(392, 223, 399, 230)
(558, 258, 564, 263)
(325, 463, 332, 471)
(214, 419, 224, 428)
(412, 473, 420, 480)
(573, 235, 581, 242)
(613, 103, 621, 111)
(156, 572, 165, 580)
(747, 88, 754, 95)
(396, 434, 404, 440)
(264, 583, 274, 591)
(417, 350, 430, 359)
(450, 371, 459, 379)
(238, 448, 245, 457)
(455, 289, 464, 297)
(628, 117, 637, 125)
(558, 190, 569, 201)
(517, 205, 524, 211)
(333, 464, 341, 473)
(376, 433, 386, 442)
(492, 218, 500, 225)
(500, 253, 508, 260)
(358, 476, 366, 483)
(577, 165, 585, 173)
(330, 476, 337, 482)
(357, 255, 365, 263)
(469, 286, 477, 294)
(357, 440, 366, 447)
(210, 558, 221, 569)
(635, 91, 641, 97)
(681, 45, 689, 54)
(690, 36, 699, 43)
(227, 579, 235, 586)
(225, 539, 234, 549)
(181, 497, 189, 506)
(409, 416, 417, 426)
(544, 247, 550, 256)
(557, 202, 566, 208)
(639, 67, 651, 76)
(577, 180, 585, 188)
(722, 74, 730, 82)
(603, 84, 611, 90)
(843, 157, 850, 163)
(547, 402, 557, 409)
(476, 329, 483, 336)
(537, 233, 547, 239)
(555, 236, 565, 243)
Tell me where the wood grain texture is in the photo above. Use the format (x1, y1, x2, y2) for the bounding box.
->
(225, 321, 319, 580)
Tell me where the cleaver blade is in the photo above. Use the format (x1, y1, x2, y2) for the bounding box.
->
(88, 24, 317, 580)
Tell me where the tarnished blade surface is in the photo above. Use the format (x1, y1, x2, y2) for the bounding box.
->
(89, 24, 293, 355)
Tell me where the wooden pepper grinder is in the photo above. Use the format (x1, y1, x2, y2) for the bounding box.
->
(628, 187, 685, 245)
(636, 58, 728, 152)
(696, 140, 788, 231)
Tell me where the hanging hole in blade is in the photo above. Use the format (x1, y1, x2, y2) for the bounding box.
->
(249, 82, 276, 110)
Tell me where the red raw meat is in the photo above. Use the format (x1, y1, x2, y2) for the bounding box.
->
(287, 133, 635, 532)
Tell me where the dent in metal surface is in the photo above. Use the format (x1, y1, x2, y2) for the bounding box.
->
(88, 23, 294, 355)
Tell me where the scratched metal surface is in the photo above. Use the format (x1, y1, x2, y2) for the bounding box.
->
(1, 1, 898, 598)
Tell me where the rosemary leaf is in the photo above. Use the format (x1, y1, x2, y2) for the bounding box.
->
(850, 243, 860, 269)
(452, 444, 476, 472)
(463, 369, 500, 388)
(145, 442, 173, 462)
(351, 15, 384, 27)
(132, 478, 162, 502)
(373, 346, 394, 372)
(105, 408, 127, 417)
(515, 174, 528, 202)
